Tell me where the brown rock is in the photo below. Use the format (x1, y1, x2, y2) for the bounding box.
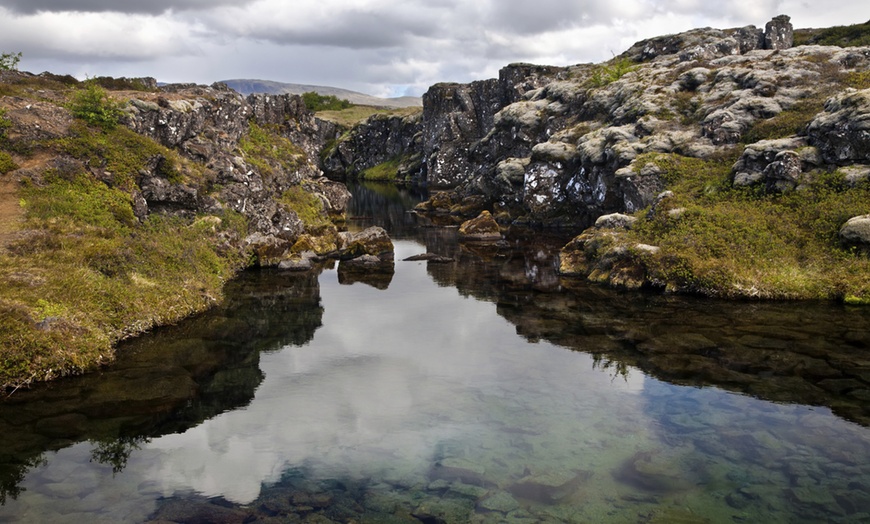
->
(458, 210, 501, 241)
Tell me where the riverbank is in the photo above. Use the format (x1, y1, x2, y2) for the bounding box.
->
(0, 74, 350, 390)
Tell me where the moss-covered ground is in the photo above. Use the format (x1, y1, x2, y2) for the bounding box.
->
(617, 152, 870, 300)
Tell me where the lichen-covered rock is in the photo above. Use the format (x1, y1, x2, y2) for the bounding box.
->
(761, 150, 803, 192)
(839, 215, 870, 252)
(595, 213, 637, 230)
(807, 89, 870, 164)
(458, 210, 502, 241)
(335, 226, 394, 260)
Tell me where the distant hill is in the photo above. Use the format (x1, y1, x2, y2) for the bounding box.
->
(220, 79, 422, 108)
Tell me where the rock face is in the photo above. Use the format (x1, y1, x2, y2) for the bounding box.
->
(119, 82, 350, 265)
(322, 112, 424, 182)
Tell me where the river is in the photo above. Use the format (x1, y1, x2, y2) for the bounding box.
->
(0, 182, 869, 523)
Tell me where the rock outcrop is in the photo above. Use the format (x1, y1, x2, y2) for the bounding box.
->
(119, 83, 351, 265)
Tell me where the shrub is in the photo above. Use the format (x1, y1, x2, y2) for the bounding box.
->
(588, 58, 637, 87)
(0, 52, 21, 71)
(301, 92, 352, 112)
(68, 81, 125, 130)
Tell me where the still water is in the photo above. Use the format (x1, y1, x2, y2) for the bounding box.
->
(1, 183, 870, 523)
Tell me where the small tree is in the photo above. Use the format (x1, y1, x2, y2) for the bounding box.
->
(68, 81, 124, 129)
(0, 52, 22, 71)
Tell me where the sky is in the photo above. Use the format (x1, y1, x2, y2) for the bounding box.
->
(0, 0, 868, 98)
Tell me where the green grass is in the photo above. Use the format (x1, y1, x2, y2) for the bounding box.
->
(55, 121, 187, 189)
(587, 58, 637, 87)
(794, 20, 870, 47)
(358, 157, 403, 181)
(0, 171, 249, 389)
(619, 155, 870, 300)
(742, 98, 826, 144)
(315, 106, 421, 128)
(238, 122, 306, 180)
(279, 185, 330, 230)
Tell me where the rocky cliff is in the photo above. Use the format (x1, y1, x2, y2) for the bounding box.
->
(325, 15, 870, 301)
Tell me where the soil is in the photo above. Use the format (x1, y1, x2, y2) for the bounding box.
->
(0, 174, 23, 251)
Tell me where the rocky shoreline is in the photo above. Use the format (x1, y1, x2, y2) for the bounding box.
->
(3, 14, 870, 388)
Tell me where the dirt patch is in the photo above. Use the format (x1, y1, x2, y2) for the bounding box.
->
(0, 174, 23, 249)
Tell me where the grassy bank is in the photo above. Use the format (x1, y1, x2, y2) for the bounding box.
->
(600, 152, 870, 301)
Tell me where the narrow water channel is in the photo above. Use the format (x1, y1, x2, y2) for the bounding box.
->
(1, 182, 869, 523)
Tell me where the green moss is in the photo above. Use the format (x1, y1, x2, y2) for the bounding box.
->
(742, 98, 826, 144)
(359, 157, 402, 181)
(55, 121, 187, 189)
(279, 185, 329, 230)
(0, 172, 250, 389)
(238, 122, 305, 179)
(624, 165, 870, 299)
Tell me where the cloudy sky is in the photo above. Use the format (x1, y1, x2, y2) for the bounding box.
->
(1, 0, 868, 98)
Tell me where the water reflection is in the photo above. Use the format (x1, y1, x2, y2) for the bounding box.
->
(0, 183, 868, 522)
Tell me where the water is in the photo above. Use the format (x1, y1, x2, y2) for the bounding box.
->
(1, 182, 870, 523)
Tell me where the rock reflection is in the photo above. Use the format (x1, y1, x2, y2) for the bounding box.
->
(0, 269, 325, 503)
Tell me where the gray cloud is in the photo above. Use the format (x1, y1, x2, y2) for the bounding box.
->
(0, 0, 868, 99)
(0, 0, 248, 15)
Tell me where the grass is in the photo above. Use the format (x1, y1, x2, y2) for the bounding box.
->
(358, 157, 403, 181)
(0, 170, 249, 389)
(55, 121, 189, 189)
(587, 58, 637, 88)
(615, 154, 870, 300)
(238, 122, 306, 180)
(794, 20, 870, 47)
(279, 185, 330, 230)
(741, 98, 826, 144)
(316, 105, 421, 128)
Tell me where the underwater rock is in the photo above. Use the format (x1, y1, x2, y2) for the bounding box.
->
(430, 457, 492, 487)
(477, 491, 520, 514)
(508, 470, 589, 503)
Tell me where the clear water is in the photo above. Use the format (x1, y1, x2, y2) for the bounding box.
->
(1, 183, 869, 523)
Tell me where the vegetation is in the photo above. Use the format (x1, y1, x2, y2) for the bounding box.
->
(588, 58, 637, 87)
(0, 109, 16, 174)
(67, 81, 125, 130)
(741, 98, 825, 143)
(301, 92, 352, 112)
(358, 157, 403, 181)
(616, 153, 870, 300)
(55, 121, 188, 189)
(315, 105, 420, 128)
(238, 122, 305, 179)
(793, 20, 870, 47)
(0, 169, 249, 389)
(0, 52, 21, 72)
(279, 185, 330, 230)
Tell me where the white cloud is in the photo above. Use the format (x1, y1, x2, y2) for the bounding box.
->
(0, 0, 868, 96)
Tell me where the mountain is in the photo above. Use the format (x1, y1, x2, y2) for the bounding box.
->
(219, 79, 422, 108)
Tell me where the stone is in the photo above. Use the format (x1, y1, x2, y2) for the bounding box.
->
(458, 211, 502, 241)
(808, 89, 870, 164)
(594, 213, 637, 230)
(762, 150, 802, 193)
(764, 15, 793, 51)
(839, 215, 870, 252)
(477, 491, 520, 513)
(335, 226, 394, 260)
(508, 471, 587, 503)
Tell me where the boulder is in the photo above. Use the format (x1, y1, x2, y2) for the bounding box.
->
(807, 89, 870, 164)
(595, 213, 637, 230)
(335, 226, 394, 260)
(839, 215, 870, 252)
(764, 15, 793, 51)
(762, 150, 803, 193)
(458, 210, 502, 241)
